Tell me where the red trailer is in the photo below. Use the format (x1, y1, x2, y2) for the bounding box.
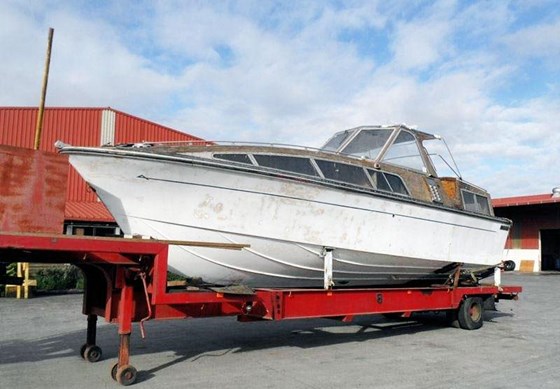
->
(0, 232, 522, 386)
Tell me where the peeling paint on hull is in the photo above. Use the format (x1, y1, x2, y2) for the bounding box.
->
(64, 150, 509, 287)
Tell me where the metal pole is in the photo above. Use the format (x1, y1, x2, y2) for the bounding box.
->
(33, 27, 54, 150)
(16, 263, 22, 299)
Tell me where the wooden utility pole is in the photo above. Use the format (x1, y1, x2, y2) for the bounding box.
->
(16, 28, 54, 299)
(33, 27, 54, 150)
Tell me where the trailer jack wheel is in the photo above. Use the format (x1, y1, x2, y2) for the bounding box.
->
(457, 297, 484, 330)
(111, 363, 119, 381)
(115, 364, 137, 386)
(83, 344, 102, 362)
(80, 343, 88, 359)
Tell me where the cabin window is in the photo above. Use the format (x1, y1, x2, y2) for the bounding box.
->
(253, 155, 319, 176)
(385, 173, 409, 195)
(367, 170, 409, 196)
(340, 129, 393, 159)
(461, 190, 491, 215)
(315, 160, 372, 187)
(214, 153, 254, 164)
(383, 130, 426, 172)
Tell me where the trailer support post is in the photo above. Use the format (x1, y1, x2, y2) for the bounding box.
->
(86, 314, 97, 346)
(81, 314, 102, 362)
(323, 248, 334, 289)
(118, 333, 131, 367)
(494, 266, 501, 287)
(112, 271, 138, 385)
(112, 333, 137, 385)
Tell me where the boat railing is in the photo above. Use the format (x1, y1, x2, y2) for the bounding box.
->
(126, 139, 342, 156)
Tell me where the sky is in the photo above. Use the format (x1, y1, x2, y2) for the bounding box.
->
(0, 0, 559, 197)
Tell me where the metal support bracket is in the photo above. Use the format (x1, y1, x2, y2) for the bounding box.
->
(494, 266, 502, 289)
(322, 247, 334, 290)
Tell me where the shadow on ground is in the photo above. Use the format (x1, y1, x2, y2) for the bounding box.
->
(0, 306, 514, 384)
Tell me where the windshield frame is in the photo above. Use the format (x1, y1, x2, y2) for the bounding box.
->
(320, 125, 448, 177)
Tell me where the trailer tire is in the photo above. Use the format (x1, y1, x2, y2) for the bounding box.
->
(503, 260, 516, 271)
(111, 363, 119, 381)
(80, 343, 88, 359)
(84, 345, 103, 363)
(457, 297, 484, 330)
(116, 364, 137, 386)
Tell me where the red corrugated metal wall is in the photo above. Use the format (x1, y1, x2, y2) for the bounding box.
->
(496, 204, 560, 249)
(1, 107, 203, 209)
(0, 108, 102, 202)
(0, 107, 101, 150)
(0, 108, 37, 148)
(113, 110, 202, 143)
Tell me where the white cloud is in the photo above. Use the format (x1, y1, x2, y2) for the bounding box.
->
(387, 1, 457, 71)
(390, 20, 452, 70)
(0, 0, 559, 197)
(501, 18, 560, 63)
(0, 2, 49, 104)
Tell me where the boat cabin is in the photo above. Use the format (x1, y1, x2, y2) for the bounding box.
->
(134, 125, 495, 218)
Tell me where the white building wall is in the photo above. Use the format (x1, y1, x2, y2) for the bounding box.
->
(502, 249, 540, 272)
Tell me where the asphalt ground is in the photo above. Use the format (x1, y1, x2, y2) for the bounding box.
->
(0, 273, 558, 389)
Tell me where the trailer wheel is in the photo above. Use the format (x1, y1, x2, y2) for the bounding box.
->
(457, 297, 484, 330)
(84, 345, 102, 363)
(111, 363, 119, 381)
(116, 364, 137, 386)
(80, 343, 88, 359)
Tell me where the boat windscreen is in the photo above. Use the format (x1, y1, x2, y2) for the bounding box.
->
(340, 129, 393, 159)
(321, 130, 353, 152)
(422, 138, 461, 178)
(382, 130, 426, 172)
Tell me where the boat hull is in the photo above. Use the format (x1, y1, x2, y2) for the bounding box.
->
(66, 150, 510, 287)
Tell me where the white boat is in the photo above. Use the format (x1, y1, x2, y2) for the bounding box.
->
(58, 124, 511, 288)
